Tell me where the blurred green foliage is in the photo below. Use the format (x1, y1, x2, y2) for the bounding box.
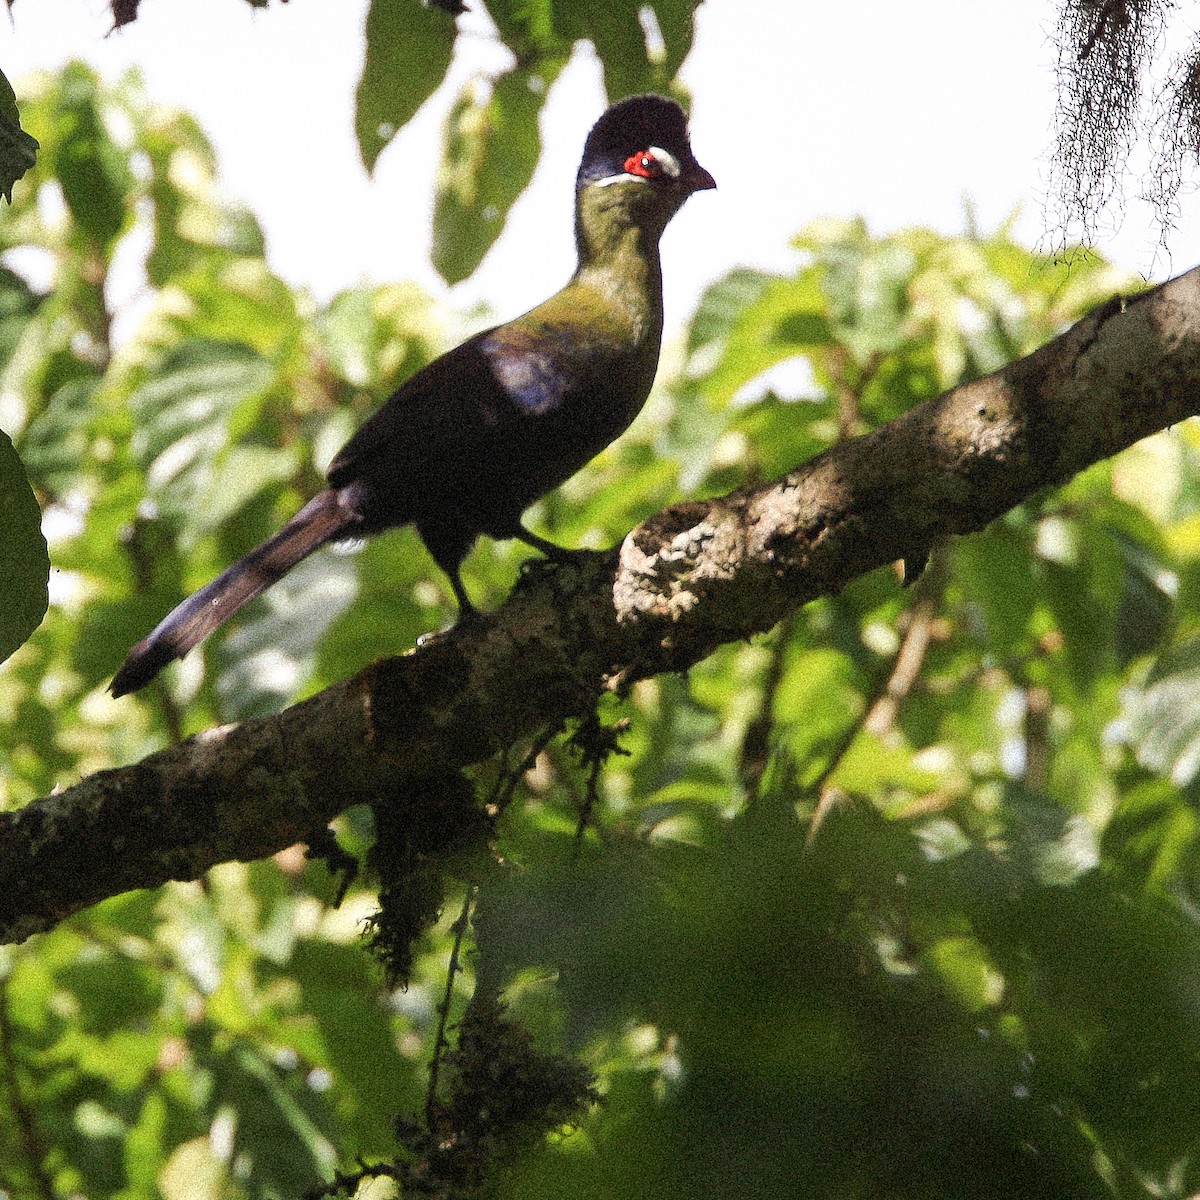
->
(6, 60, 1200, 1200)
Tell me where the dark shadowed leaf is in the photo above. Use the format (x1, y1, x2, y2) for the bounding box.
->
(0, 427, 49, 663)
(1111, 524, 1175, 664)
(208, 1044, 338, 1194)
(0, 66, 39, 203)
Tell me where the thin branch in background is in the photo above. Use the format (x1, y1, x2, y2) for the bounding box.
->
(566, 712, 631, 850)
(487, 725, 560, 817)
(803, 337, 945, 837)
(425, 883, 477, 1133)
(804, 673, 890, 845)
(807, 556, 947, 844)
(739, 612, 796, 797)
(1016, 631, 1064, 793)
(1023, 684, 1053, 793)
(863, 555, 947, 740)
(574, 770, 600, 850)
(827, 345, 886, 441)
(784, 342, 893, 814)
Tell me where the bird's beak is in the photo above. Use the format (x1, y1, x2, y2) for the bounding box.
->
(684, 162, 717, 193)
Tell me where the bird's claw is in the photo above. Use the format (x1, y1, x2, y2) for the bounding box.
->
(417, 604, 484, 647)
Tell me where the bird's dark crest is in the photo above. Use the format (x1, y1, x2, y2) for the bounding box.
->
(577, 94, 694, 188)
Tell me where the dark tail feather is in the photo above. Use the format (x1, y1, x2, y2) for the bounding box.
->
(110, 489, 356, 697)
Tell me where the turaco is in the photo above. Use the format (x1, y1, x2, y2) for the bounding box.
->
(111, 93, 715, 697)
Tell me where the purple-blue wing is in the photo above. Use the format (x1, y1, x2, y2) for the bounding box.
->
(477, 322, 585, 415)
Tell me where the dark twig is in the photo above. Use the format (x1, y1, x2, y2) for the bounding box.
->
(426, 884, 477, 1132)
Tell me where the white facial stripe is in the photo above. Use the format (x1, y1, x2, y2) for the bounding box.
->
(648, 146, 682, 178)
(594, 172, 642, 187)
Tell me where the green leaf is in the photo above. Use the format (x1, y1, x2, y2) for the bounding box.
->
(1124, 634, 1200, 785)
(156, 257, 300, 359)
(216, 551, 358, 719)
(951, 515, 1049, 657)
(188, 445, 300, 540)
(315, 526, 436, 680)
(316, 287, 382, 389)
(210, 1043, 338, 1193)
(356, 0, 455, 171)
(703, 275, 833, 407)
(560, 2, 698, 98)
(921, 935, 1003, 1012)
(288, 939, 417, 1156)
(0, 66, 39, 203)
(54, 63, 133, 246)
(0, 264, 43, 378)
(648, 0, 703, 79)
(128, 339, 276, 525)
(487, 0, 565, 57)
(1104, 778, 1198, 892)
(687, 268, 778, 357)
(316, 282, 442, 391)
(138, 105, 266, 286)
(124, 1091, 170, 1197)
(19, 377, 100, 495)
(0, 427, 49, 664)
(569, 5, 657, 99)
(432, 62, 565, 284)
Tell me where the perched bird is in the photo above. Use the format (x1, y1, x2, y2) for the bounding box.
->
(110, 94, 715, 697)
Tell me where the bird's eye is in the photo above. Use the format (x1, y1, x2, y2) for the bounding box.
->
(623, 150, 663, 179)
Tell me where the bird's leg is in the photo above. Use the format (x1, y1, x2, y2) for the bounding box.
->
(447, 570, 481, 621)
(418, 524, 484, 631)
(416, 568, 481, 647)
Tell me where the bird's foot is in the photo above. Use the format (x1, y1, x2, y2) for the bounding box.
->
(416, 603, 484, 647)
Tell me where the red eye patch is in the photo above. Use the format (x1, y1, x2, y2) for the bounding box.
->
(623, 150, 662, 179)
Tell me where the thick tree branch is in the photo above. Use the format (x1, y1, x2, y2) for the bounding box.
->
(4, 266, 1200, 944)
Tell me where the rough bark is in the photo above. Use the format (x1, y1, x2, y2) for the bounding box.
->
(3, 265, 1200, 944)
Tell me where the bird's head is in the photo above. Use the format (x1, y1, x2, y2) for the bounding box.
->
(575, 94, 715, 240)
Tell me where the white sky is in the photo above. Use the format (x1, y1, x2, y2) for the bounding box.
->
(3, 0, 1199, 340)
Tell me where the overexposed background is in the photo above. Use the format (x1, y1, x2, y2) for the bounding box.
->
(2, 0, 1198, 339)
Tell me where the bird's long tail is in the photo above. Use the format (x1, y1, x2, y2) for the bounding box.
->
(110, 489, 357, 697)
